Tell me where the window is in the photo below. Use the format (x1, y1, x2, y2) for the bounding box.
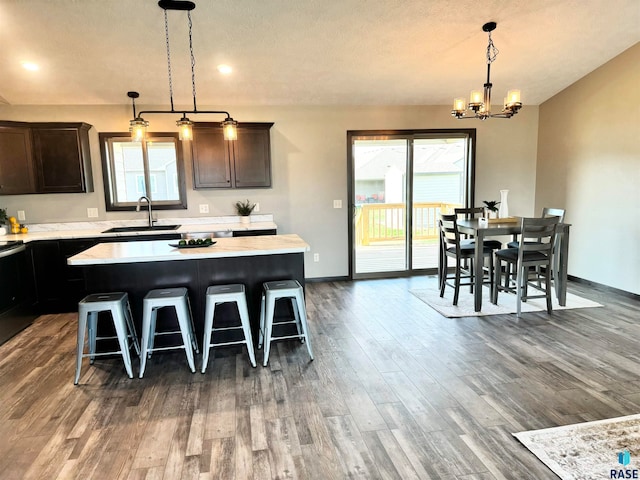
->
(99, 133, 187, 211)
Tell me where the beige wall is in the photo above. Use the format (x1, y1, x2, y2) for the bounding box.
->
(1, 103, 539, 279)
(536, 43, 640, 294)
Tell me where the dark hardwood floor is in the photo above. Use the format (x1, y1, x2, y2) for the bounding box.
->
(0, 276, 638, 479)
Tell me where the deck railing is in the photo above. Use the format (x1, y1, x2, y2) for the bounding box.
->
(355, 202, 460, 246)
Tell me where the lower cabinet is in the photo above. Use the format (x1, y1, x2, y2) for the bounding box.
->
(30, 230, 277, 314)
(30, 234, 181, 314)
(0, 246, 37, 344)
(232, 228, 277, 237)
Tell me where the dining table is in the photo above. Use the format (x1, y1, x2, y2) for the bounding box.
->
(456, 218, 571, 312)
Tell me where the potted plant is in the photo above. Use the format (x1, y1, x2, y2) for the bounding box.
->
(482, 200, 500, 219)
(235, 199, 256, 224)
(0, 208, 8, 235)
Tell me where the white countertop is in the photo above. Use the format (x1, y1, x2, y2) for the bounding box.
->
(67, 234, 309, 266)
(0, 218, 277, 243)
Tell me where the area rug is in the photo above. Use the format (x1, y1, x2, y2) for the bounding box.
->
(513, 414, 640, 480)
(410, 286, 602, 317)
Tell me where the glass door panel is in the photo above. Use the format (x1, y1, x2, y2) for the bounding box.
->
(353, 138, 408, 274)
(411, 137, 468, 269)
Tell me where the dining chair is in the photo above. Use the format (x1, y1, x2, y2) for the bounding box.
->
(491, 216, 559, 317)
(506, 207, 565, 287)
(507, 207, 565, 248)
(454, 207, 503, 250)
(439, 214, 494, 305)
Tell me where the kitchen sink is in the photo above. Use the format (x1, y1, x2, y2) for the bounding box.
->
(183, 230, 233, 239)
(102, 224, 181, 233)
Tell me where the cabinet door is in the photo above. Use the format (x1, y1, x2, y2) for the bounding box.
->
(192, 125, 233, 188)
(32, 123, 93, 193)
(30, 240, 66, 313)
(192, 122, 273, 189)
(0, 125, 37, 194)
(232, 124, 272, 188)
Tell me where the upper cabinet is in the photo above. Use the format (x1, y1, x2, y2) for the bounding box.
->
(0, 123, 36, 194)
(0, 121, 93, 195)
(192, 122, 273, 189)
(32, 123, 93, 193)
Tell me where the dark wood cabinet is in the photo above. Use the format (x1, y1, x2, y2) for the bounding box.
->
(30, 233, 182, 314)
(232, 228, 277, 237)
(192, 122, 273, 189)
(0, 123, 36, 194)
(0, 121, 93, 194)
(32, 123, 93, 193)
(29, 229, 276, 314)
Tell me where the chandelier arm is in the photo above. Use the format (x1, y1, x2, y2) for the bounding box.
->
(187, 11, 197, 112)
(137, 110, 233, 117)
(164, 9, 175, 111)
(127, 91, 139, 118)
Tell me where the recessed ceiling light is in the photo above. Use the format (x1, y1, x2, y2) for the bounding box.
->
(21, 61, 39, 71)
(217, 64, 232, 75)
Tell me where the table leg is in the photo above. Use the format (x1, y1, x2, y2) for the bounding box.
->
(474, 230, 484, 312)
(555, 226, 569, 306)
(437, 234, 443, 288)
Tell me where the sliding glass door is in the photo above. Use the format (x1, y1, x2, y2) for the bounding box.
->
(348, 130, 475, 279)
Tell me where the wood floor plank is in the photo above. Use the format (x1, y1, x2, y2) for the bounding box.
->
(0, 276, 638, 479)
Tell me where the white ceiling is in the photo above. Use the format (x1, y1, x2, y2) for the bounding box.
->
(0, 0, 638, 108)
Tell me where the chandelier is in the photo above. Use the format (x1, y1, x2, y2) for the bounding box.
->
(451, 22, 522, 120)
(128, 0, 238, 142)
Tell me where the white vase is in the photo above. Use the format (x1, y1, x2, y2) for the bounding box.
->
(240, 216, 251, 224)
(499, 189, 509, 218)
(0, 225, 7, 235)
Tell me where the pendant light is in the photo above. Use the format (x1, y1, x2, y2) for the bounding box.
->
(128, 0, 238, 141)
(451, 22, 522, 120)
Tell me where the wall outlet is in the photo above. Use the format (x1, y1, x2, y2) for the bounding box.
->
(333, 199, 342, 208)
(17, 210, 26, 221)
(87, 208, 99, 218)
(254, 202, 260, 212)
(199, 204, 209, 214)
(313, 253, 320, 262)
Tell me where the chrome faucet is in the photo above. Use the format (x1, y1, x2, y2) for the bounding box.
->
(136, 196, 155, 228)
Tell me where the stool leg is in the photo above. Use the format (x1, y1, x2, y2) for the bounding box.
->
(258, 293, 266, 349)
(176, 300, 196, 373)
(186, 294, 199, 354)
(139, 300, 153, 378)
(201, 298, 216, 374)
(75, 310, 88, 385)
(294, 291, 314, 361)
(125, 300, 140, 356)
(112, 307, 134, 379)
(88, 311, 98, 364)
(147, 307, 158, 356)
(237, 298, 257, 368)
(291, 297, 303, 340)
(262, 295, 276, 367)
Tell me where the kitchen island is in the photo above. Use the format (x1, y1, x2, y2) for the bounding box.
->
(67, 234, 309, 341)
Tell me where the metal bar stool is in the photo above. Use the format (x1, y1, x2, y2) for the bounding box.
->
(258, 280, 313, 367)
(75, 292, 140, 385)
(202, 284, 257, 373)
(139, 287, 198, 377)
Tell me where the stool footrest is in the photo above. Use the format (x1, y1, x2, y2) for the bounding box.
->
(267, 333, 307, 341)
(152, 330, 183, 337)
(271, 319, 299, 327)
(146, 345, 188, 353)
(206, 340, 249, 347)
(211, 326, 244, 332)
(81, 350, 125, 358)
